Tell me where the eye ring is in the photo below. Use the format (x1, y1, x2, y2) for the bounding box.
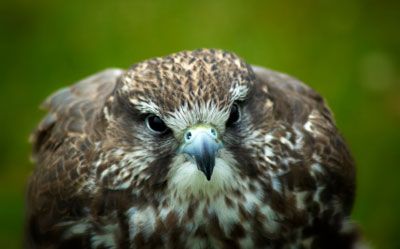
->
(145, 115, 169, 134)
(226, 103, 241, 127)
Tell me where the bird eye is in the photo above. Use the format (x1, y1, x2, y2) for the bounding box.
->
(145, 115, 169, 133)
(226, 103, 241, 127)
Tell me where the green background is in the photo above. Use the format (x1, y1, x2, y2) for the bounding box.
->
(1, 0, 399, 248)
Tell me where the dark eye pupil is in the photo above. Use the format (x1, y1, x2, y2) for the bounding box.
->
(146, 115, 168, 133)
(226, 104, 240, 126)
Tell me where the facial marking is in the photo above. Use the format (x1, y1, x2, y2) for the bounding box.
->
(164, 102, 230, 138)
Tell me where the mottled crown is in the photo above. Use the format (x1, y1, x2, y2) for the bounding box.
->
(117, 49, 256, 119)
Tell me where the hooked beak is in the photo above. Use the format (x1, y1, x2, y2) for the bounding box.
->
(179, 125, 223, 181)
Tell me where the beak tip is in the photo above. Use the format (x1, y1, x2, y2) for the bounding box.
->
(199, 168, 213, 181)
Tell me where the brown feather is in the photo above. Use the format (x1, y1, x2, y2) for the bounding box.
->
(26, 49, 365, 249)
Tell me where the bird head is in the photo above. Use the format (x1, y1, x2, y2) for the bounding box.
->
(103, 49, 258, 197)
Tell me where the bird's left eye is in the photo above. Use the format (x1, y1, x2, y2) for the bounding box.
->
(146, 115, 169, 133)
(226, 103, 241, 127)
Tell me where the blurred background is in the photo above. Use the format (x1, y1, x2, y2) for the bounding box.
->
(0, 0, 399, 248)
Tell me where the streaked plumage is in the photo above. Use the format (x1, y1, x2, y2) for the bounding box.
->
(26, 49, 363, 249)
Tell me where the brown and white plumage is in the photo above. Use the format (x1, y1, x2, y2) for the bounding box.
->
(26, 49, 362, 249)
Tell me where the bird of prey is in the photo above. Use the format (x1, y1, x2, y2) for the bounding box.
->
(26, 49, 363, 249)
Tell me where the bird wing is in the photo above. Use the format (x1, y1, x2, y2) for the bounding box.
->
(26, 69, 124, 245)
(31, 68, 124, 159)
(251, 65, 324, 108)
(251, 65, 355, 212)
(249, 65, 328, 130)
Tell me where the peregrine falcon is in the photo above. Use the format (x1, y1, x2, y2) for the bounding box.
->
(26, 49, 363, 249)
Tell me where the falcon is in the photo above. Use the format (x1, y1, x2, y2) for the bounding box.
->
(26, 49, 363, 249)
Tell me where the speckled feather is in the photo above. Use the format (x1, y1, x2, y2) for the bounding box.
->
(26, 49, 365, 249)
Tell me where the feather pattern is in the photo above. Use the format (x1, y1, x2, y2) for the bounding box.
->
(26, 49, 364, 249)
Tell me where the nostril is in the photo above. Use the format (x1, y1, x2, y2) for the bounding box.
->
(210, 128, 217, 137)
(185, 131, 192, 141)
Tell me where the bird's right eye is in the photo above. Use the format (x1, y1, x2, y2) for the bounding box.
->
(145, 115, 169, 133)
